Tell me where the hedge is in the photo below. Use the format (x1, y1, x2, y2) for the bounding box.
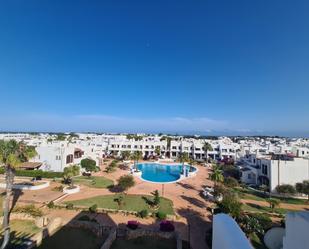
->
(0, 168, 63, 178)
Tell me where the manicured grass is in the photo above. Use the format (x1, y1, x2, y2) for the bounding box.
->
(111, 237, 187, 249)
(234, 187, 307, 205)
(74, 176, 114, 188)
(65, 194, 174, 215)
(0, 219, 41, 246)
(242, 203, 294, 215)
(37, 226, 105, 249)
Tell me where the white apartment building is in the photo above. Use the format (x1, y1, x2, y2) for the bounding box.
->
(240, 153, 309, 192)
(31, 142, 85, 172)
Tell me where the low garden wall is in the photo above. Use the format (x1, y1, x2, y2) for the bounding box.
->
(0, 181, 50, 190)
(63, 185, 80, 194)
(100, 228, 117, 249)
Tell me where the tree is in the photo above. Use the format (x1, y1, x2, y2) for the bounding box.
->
(131, 151, 142, 170)
(203, 142, 213, 162)
(114, 194, 125, 209)
(266, 198, 280, 212)
(295, 180, 309, 201)
(276, 184, 296, 196)
(218, 191, 242, 219)
(178, 152, 189, 175)
(121, 151, 131, 160)
(63, 165, 80, 186)
(0, 140, 37, 249)
(55, 133, 66, 141)
(80, 158, 96, 172)
(152, 190, 160, 207)
(154, 146, 161, 157)
(117, 175, 135, 192)
(210, 165, 224, 186)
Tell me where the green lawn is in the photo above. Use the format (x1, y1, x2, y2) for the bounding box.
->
(37, 226, 105, 249)
(0, 219, 41, 247)
(111, 237, 190, 249)
(234, 187, 307, 205)
(73, 176, 114, 188)
(65, 194, 174, 215)
(242, 203, 295, 215)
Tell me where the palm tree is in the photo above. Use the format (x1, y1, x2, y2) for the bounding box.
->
(203, 142, 213, 162)
(131, 151, 143, 170)
(0, 140, 37, 249)
(121, 151, 131, 160)
(178, 152, 189, 175)
(266, 198, 280, 212)
(210, 165, 224, 186)
(154, 146, 161, 157)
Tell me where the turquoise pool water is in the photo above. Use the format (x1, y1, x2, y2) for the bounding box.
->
(137, 163, 196, 183)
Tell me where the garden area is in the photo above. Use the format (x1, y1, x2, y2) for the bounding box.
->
(37, 226, 106, 249)
(73, 176, 114, 188)
(64, 194, 174, 216)
(0, 219, 41, 248)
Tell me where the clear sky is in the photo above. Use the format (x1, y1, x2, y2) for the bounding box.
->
(0, 0, 309, 136)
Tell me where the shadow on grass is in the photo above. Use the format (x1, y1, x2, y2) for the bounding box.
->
(107, 185, 123, 193)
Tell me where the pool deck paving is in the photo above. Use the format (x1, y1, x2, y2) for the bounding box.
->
(59, 162, 213, 249)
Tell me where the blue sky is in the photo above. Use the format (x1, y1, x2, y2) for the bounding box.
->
(0, 0, 309, 136)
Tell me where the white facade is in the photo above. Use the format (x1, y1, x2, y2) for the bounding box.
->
(239, 153, 309, 192)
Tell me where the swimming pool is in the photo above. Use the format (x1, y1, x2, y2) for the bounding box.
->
(136, 163, 197, 183)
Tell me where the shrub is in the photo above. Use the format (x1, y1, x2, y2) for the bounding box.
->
(127, 220, 139, 230)
(13, 204, 43, 217)
(295, 180, 309, 200)
(224, 177, 239, 188)
(81, 158, 97, 172)
(249, 213, 272, 231)
(47, 201, 55, 209)
(218, 192, 242, 219)
(138, 209, 148, 218)
(156, 211, 167, 220)
(240, 215, 264, 236)
(52, 185, 64, 192)
(159, 220, 175, 232)
(66, 203, 74, 210)
(89, 204, 98, 213)
(117, 175, 135, 192)
(276, 184, 296, 195)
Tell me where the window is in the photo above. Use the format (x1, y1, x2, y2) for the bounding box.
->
(248, 174, 251, 179)
(172, 146, 177, 150)
(262, 164, 268, 175)
(56, 155, 61, 160)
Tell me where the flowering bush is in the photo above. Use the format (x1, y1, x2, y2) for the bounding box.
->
(160, 220, 175, 232)
(127, 220, 139, 230)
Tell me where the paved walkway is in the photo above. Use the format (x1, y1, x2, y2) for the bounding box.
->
(60, 162, 213, 249)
